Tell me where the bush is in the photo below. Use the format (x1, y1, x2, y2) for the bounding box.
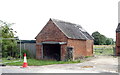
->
(7, 56, 13, 60)
(21, 49, 31, 59)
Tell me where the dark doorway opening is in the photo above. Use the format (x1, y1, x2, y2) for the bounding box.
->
(43, 44, 61, 61)
(66, 47, 73, 61)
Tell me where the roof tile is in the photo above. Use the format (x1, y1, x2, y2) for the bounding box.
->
(51, 18, 93, 40)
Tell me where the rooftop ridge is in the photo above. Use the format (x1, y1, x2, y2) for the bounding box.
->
(51, 18, 81, 26)
(51, 18, 93, 40)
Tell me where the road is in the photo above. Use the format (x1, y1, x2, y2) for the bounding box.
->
(0, 56, 119, 73)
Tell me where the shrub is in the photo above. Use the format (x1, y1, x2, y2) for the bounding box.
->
(21, 49, 31, 59)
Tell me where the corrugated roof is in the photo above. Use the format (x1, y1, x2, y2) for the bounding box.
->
(116, 23, 120, 32)
(51, 18, 93, 40)
(17, 40, 36, 43)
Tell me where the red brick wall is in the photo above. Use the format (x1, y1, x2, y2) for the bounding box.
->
(36, 20, 67, 42)
(67, 39, 93, 60)
(116, 33, 120, 46)
(61, 44, 67, 60)
(35, 19, 68, 60)
(36, 45, 42, 59)
(116, 33, 120, 55)
(86, 40, 94, 56)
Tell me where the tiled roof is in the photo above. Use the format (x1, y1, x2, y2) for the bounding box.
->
(116, 23, 120, 33)
(51, 18, 93, 40)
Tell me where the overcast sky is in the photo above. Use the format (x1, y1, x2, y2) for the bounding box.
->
(0, 0, 119, 40)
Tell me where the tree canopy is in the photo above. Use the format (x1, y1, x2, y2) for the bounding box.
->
(0, 20, 19, 58)
(92, 31, 114, 45)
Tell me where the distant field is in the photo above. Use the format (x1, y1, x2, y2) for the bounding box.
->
(93, 45, 115, 55)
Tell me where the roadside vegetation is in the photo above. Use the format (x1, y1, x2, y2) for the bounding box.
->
(2, 45, 115, 66)
(2, 58, 82, 66)
(0, 20, 19, 58)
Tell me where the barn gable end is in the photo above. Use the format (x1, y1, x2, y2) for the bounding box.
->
(35, 19, 68, 41)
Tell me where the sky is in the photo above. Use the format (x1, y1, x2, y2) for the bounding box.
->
(0, 0, 119, 40)
(119, 1, 120, 23)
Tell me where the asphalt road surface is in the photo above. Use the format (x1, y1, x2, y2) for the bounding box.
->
(1, 56, 119, 73)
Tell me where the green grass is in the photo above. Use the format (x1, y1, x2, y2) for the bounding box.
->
(84, 56, 93, 58)
(2, 58, 20, 63)
(2, 45, 115, 66)
(2, 58, 82, 66)
(93, 45, 115, 55)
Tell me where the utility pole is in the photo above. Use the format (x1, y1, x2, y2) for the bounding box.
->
(20, 40, 21, 60)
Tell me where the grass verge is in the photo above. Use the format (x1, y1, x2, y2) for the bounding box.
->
(2, 58, 82, 66)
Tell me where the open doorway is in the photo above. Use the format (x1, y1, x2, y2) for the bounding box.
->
(43, 44, 61, 61)
(66, 47, 73, 61)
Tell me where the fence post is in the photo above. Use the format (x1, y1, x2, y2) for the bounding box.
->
(113, 47, 116, 56)
(20, 40, 21, 60)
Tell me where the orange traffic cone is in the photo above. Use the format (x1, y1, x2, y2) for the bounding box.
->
(22, 53, 28, 68)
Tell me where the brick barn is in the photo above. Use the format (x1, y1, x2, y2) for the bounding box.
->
(116, 23, 120, 55)
(35, 18, 94, 61)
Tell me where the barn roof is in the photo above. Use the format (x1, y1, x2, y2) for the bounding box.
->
(51, 18, 94, 40)
(116, 23, 120, 33)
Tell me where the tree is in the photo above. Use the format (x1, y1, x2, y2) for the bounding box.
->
(0, 20, 19, 58)
(0, 21, 2, 57)
(99, 35, 106, 45)
(92, 31, 99, 45)
(106, 38, 114, 45)
(92, 31, 112, 45)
